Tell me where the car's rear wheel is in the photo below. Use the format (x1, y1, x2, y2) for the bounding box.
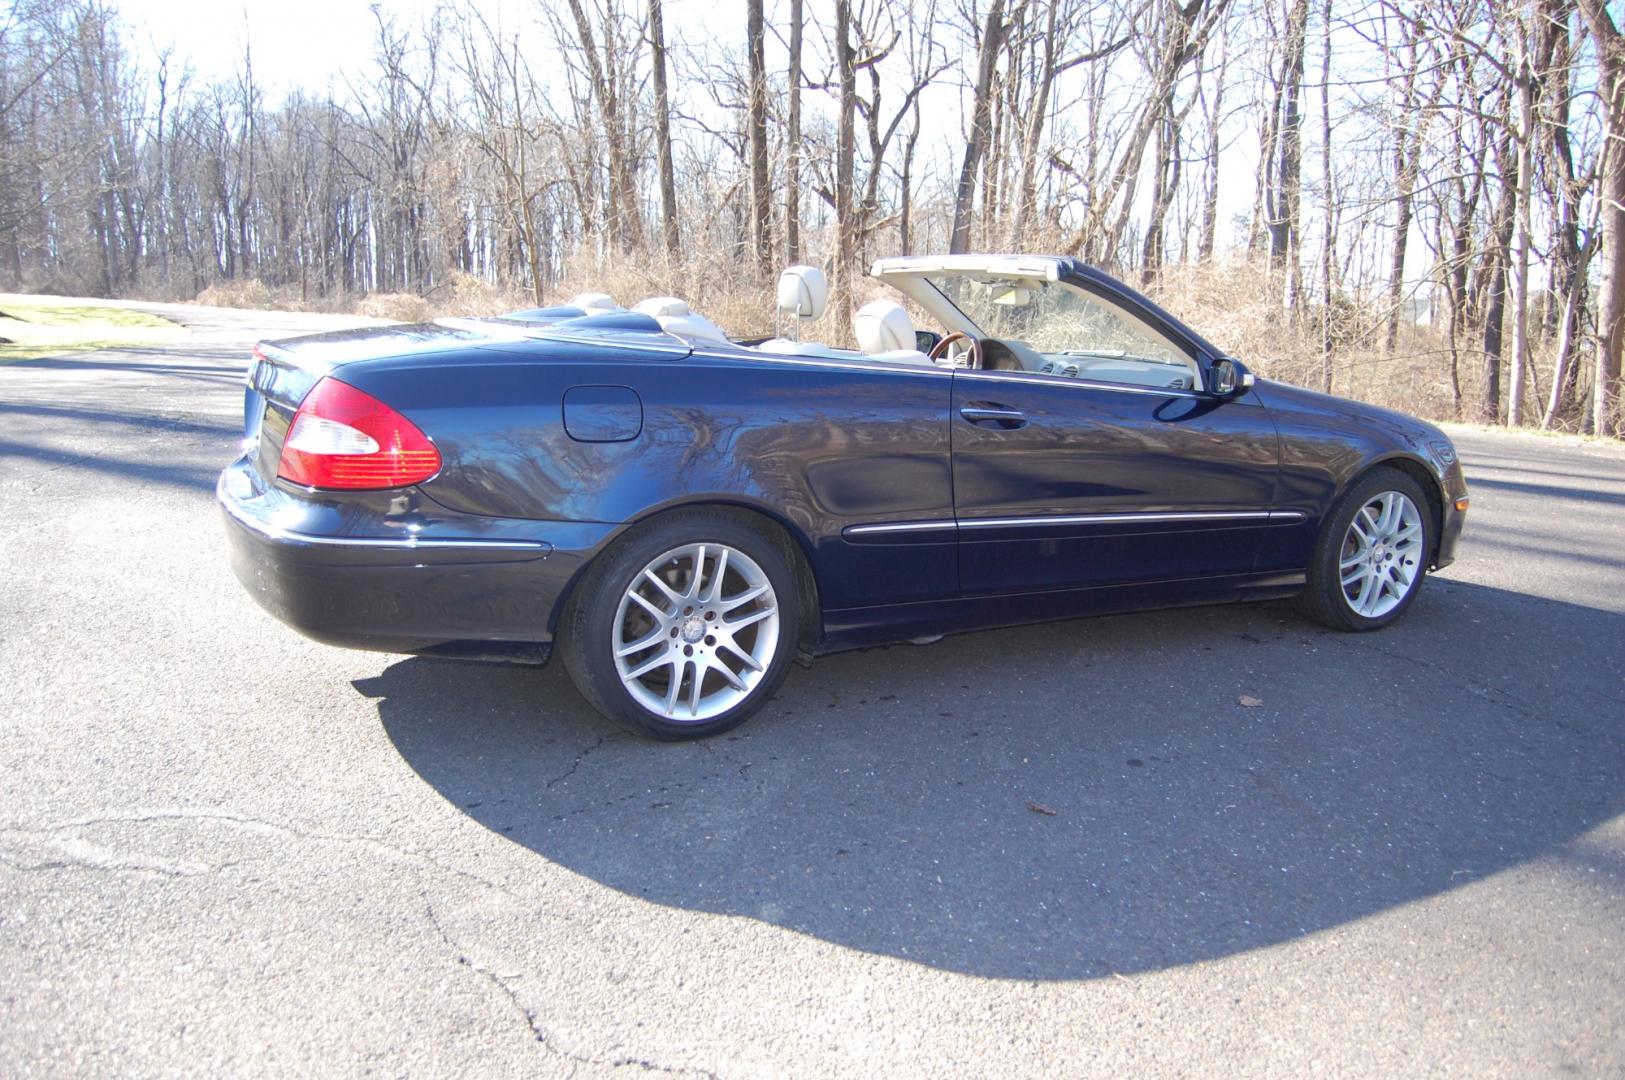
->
(559, 511, 800, 739)
(1293, 467, 1432, 632)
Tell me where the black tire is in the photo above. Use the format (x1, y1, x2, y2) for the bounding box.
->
(558, 509, 801, 740)
(1292, 467, 1433, 632)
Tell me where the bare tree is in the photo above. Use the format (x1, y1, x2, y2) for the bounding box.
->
(747, 0, 771, 271)
(649, 0, 679, 259)
(1580, 0, 1625, 437)
(949, 0, 1004, 254)
(785, 0, 803, 264)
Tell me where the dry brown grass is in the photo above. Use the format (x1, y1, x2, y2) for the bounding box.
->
(356, 292, 434, 323)
(1147, 260, 1582, 430)
(195, 278, 275, 310)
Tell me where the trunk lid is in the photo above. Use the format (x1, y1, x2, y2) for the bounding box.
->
(245, 321, 512, 479)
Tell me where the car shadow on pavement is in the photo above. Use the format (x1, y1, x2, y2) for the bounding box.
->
(362, 578, 1625, 981)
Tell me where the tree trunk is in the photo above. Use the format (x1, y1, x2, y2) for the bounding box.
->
(1268, 0, 1308, 280)
(1481, 131, 1519, 424)
(649, 0, 680, 260)
(1507, 49, 1536, 427)
(950, 0, 1004, 254)
(1580, 0, 1625, 437)
(1383, 17, 1425, 353)
(834, 0, 857, 330)
(747, 0, 771, 273)
(785, 0, 802, 264)
(1198, 25, 1229, 263)
(1318, 0, 1334, 391)
(900, 102, 920, 255)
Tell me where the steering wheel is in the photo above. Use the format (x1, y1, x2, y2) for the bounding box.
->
(928, 331, 984, 370)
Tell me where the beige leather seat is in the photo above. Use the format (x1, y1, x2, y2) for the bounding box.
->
(567, 292, 620, 313)
(632, 296, 728, 342)
(853, 300, 934, 366)
(757, 266, 853, 359)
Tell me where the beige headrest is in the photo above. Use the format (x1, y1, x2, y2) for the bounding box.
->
(657, 312, 728, 342)
(568, 292, 619, 313)
(776, 266, 828, 320)
(633, 296, 692, 318)
(854, 300, 915, 355)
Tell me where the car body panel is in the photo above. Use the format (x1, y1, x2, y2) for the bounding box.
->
(218, 256, 1467, 666)
(948, 369, 1283, 591)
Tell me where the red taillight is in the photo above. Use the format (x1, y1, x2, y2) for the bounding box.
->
(277, 377, 441, 489)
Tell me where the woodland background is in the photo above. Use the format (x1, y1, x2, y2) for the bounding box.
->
(2, 0, 1623, 435)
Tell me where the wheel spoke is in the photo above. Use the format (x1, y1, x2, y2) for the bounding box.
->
(628, 588, 668, 620)
(626, 651, 675, 682)
(1373, 494, 1394, 534)
(642, 570, 683, 610)
(1352, 573, 1377, 615)
(616, 628, 667, 658)
(664, 660, 686, 714)
(687, 545, 707, 599)
(719, 639, 764, 672)
(707, 547, 730, 601)
(711, 658, 746, 691)
(720, 583, 769, 613)
(724, 605, 775, 631)
(1342, 563, 1367, 588)
(687, 656, 704, 714)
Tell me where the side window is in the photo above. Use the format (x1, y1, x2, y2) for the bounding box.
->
(930, 275, 1200, 392)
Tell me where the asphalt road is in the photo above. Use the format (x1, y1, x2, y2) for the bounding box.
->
(2, 304, 1622, 1077)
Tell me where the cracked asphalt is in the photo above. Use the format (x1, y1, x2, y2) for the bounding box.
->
(2, 303, 1623, 1077)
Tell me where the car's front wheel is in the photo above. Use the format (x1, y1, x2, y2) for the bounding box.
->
(1294, 467, 1433, 632)
(559, 511, 800, 739)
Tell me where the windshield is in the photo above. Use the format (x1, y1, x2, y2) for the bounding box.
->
(924, 274, 1191, 366)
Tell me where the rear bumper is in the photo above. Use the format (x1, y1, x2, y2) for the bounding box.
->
(218, 457, 615, 659)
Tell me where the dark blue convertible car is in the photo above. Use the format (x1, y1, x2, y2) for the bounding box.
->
(219, 255, 1468, 738)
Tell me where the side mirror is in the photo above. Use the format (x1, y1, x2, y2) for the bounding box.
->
(1209, 357, 1255, 398)
(915, 329, 943, 354)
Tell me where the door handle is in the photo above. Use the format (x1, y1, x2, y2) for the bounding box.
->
(959, 404, 1027, 429)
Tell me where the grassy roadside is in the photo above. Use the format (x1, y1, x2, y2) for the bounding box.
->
(0, 294, 185, 361)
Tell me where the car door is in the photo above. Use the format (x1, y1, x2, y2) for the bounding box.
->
(915, 258, 1297, 598)
(952, 369, 1281, 594)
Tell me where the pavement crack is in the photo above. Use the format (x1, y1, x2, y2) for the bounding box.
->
(0, 808, 528, 903)
(0, 851, 240, 878)
(546, 736, 608, 789)
(418, 891, 717, 1077)
(420, 890, 551, 1048)
(611, 1057, 721, 1079)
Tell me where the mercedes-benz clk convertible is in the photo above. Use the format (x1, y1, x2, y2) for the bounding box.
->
(218, 255, 1468, 739)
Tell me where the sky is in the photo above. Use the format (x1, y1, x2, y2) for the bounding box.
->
(115, 0, 442, 93)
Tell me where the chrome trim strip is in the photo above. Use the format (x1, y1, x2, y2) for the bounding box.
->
(954, 369, 1205, 400)
(844, 520, 959, 536)
(220, 494, 552, 553)
(691, 347, 950, 376)
(957, 510, 1272, 529)
(279, 533, 551, 551)
(847, 509, 1304, 536)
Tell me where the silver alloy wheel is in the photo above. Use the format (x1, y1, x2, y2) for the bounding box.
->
(612, 542, 781, 723)
(1339, 490, 1424, 618)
